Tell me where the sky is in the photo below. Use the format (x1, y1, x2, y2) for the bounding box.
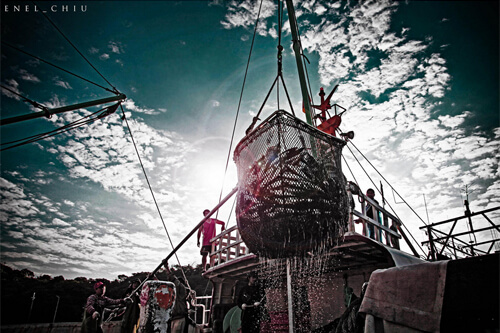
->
(1, 0, 499, 280)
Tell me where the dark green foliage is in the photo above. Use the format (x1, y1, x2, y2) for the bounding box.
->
(0, 263, 209, 325)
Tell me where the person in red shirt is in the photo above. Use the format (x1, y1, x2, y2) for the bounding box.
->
(197, 209, 225, 271)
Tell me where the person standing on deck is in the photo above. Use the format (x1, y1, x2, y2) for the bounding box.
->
(238, 271, 265, 333)
(81, 282, 128, 333)
(365, 189, 381, 240)
(197, 209, 225, 271)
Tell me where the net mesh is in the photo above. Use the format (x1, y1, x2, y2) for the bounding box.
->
(234, 111, 349, 258)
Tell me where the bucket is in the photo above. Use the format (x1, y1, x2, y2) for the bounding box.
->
(137, 281, 176, 333)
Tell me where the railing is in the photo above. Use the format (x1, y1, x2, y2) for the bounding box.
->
(420, 206, 500, 261)
(208, 226, 252, 269)
(191, 295, 211, 326)
(208, 196, 409, 269)
(347, 187, 412, 253)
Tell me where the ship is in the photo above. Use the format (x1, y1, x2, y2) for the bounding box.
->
(1, 1, 498, 333)
(183, 1, 500, 333)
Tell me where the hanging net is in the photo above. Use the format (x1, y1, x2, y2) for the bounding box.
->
(234, 110, 349, 258)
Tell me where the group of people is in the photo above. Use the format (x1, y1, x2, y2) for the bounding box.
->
(81, 194, 384, 333)
(81, 263, 190, 333)
(81, 269, 265, 333)
(82, 208, 224, 333)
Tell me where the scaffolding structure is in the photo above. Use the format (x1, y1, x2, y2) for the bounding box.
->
(420, 205, 500, 261)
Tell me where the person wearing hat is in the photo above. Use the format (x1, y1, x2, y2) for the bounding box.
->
(121, 279, 142, 333)
(237, 271, 265, 333)
(163, 261, 188, 333)
(81, 282, 128, 333)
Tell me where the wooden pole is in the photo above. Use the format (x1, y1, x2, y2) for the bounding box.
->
(132, 187, 238, 294)
(286, 258, 295, 333)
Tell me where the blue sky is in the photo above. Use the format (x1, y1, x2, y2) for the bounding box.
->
(1, 0, 498, 279)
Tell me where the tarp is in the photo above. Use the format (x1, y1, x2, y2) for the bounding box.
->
(359, 261, 448, 332)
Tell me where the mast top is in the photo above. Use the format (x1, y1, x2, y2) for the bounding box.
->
(285, 0, 314, 127)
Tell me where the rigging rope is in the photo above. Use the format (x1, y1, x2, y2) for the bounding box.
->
(215, 0, 265, 219)
(2, 42, 116, 94)
(348, 140, 428, 226)
(119, 106, 192, 290)
(343, 141, 427, 256)
(0, 84, 47, 110)
(32, 1, 194, 283)
(341, 154, 360, 188)
(33, 1, 118, 92)
(0, 104, 119, 151)
(225, 195, 238, 228)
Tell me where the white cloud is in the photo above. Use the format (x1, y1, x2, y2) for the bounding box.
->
(221, 0, 277, 37)
(52, 218, 71, 226)
(122, 98, 164, 115)
(53, 77, 72, 89)
(0, 178, 40, 218)
(1, 79, 22, 100)
(19, 69, 40, 83)
(108, 41, 123, 54)
(438, 112, 469, 128)
(63, 199, 75, 206)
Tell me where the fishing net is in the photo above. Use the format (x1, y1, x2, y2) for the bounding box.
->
(234, 110, 349, 258)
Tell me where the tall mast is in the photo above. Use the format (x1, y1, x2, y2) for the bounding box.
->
(286, 0, 314, 126)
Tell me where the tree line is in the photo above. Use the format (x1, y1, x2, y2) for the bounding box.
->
(0, 263, 209, 325)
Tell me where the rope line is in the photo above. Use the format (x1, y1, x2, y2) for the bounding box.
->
(33, 1, 118, 92)
(2, 42, 116, 94)
(344, 141, 426, 256)
(280, 75, 296, 116)
(348, 140, 428, 226)
(119, 106, 191, 290)
(341, 154, 360, 187)
(215, 0, 265, 218)
(0, 84, 47, 110)
(0, 104, 117, 151)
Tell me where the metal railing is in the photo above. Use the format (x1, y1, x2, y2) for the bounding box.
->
(207, 198, 408, 271)
(192, 295, 211, 326)
(420, 206, 500, 261)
